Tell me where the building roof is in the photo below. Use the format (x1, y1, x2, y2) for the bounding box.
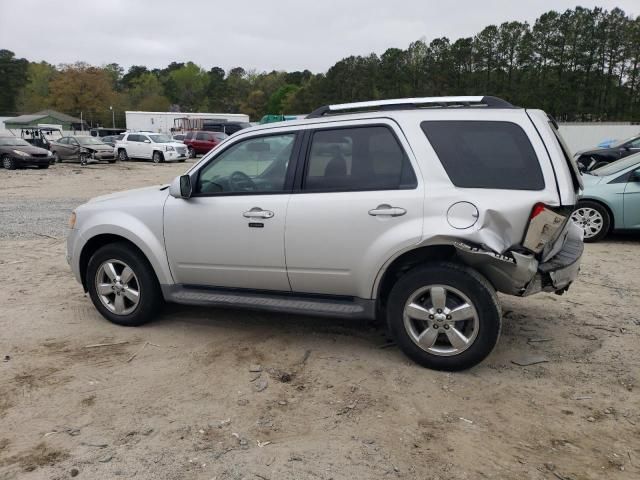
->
(6, 110, 84, 126)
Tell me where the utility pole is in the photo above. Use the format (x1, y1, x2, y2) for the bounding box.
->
(110, 106, 115, 128)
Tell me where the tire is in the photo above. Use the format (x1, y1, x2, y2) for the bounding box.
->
(188, 147, 195, 159)
(386, 262, 501, 371)
(51, 153, 59, 164)
(86, 242, 162, 326)
(179, 159, 186, 162)
(80, 153, 89, 166)
(37, 164, 49, 169)
(152, 151, 163, 164)
(108, 160, 116, 164)
(571, 201, 610, 243)
(2, 155, 16, 170)
(118, 149, 128, 161)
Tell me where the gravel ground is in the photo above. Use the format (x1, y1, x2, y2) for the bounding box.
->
(0, 198, 84, 239)
(1, 161, 639, 480)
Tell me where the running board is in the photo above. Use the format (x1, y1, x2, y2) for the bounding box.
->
(162, 285, 376, 319)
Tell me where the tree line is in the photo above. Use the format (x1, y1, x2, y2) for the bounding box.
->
(1, 6, 639, 126)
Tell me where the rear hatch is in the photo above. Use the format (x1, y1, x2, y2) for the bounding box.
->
(524, 110, 583, 262)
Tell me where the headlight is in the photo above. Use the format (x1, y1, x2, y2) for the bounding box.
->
(165, 146, 175, 152)
(47, 151, 52, 156)
(12, 150, 29, 157)
(69, 211, 77, 229)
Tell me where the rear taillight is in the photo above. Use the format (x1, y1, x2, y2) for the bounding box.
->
(523, 203, 568, 255)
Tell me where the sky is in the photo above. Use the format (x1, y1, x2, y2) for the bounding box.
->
(1, 0, 638, 73)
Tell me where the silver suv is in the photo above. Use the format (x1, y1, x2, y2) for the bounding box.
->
(67, 97, 584, 371)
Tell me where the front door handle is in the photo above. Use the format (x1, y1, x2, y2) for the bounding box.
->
(243, 207, 274, 219)
(368, 204, 407, 217)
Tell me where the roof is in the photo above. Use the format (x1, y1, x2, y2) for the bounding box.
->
(6, 109, 84, 125)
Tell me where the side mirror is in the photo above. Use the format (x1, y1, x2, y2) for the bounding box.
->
(169, 175, 192, 198)
(144, 139, 151, 143)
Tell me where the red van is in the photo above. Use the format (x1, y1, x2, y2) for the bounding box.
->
(183, 131, 228, 158)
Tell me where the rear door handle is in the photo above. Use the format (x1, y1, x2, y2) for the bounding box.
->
(243, 207, 274, 219)
(368, 204, 407, 217)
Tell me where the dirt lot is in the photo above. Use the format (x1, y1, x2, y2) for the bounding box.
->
(1, 162, 639, 480)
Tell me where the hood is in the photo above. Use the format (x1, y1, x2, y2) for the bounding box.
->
(82, 144, 112, 152)
(4, 144, 50, 155)
(574, 147, 607, 157)
(86, 185, 169, 204)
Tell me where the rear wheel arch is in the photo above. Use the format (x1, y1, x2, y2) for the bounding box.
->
(79, 234, 159, 292)
(375, 245, 458, 309)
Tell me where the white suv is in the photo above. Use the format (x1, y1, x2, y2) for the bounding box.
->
(67, 97, 584, 370)
(115, 132, 188, 163)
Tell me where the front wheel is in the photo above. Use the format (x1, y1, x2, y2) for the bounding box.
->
(188, 147, 195, 158)
(79, 153, 89, 166)
(387, 262, 501, 371)
(152, 151, 163, 163)
(86, 243, 162, 326)
(571, 201, 610, 242)
(2, 155, 16, 170)
(118, 149, 128, 161)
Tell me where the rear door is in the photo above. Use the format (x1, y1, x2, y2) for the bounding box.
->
(284, 121, 424, 299)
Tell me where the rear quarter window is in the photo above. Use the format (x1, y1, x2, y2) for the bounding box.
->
(420, 120, 545, 190)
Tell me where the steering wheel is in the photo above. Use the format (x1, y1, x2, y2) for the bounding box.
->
(229, 171, 256, 191)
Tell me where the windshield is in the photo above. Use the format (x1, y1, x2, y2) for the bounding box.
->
(149, 134, 172, 143)
(0, 137, 31, 147)
(592, 153, 640, 176)
(610, 135, 640, 149)
(77, 137, 105, 145)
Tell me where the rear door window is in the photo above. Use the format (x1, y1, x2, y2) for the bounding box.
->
(303, 126, 417, 191)
(421, 121, 544, 190)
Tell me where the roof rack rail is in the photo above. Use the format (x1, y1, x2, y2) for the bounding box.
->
(306, 96, 515, 118)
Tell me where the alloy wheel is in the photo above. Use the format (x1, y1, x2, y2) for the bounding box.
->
(94, 259, 141, 315)
(403, 285, 479, 356)
(571, 207, 603, 239)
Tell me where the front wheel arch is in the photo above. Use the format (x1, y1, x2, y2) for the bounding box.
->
(79, 234, 160, 292)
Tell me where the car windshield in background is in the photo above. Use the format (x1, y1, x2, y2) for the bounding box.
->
(149, 134, 172, 143)
(592, 153, 640, 176)
(610, 135, 639, 148)
(0, 137, 31, 146)
(213, 133, 228, 141)
(77, 137, 105, 145)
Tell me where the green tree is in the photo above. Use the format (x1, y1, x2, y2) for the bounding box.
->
(0, 50, 29, 114)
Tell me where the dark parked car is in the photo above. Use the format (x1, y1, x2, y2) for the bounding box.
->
(0, 136, 52, 169)
(201, 120, 251, 135)
(101, 134, 124, 147)
(183, 131, 227, 157)
(50, 136, 116, 165)
(575, 134, 640, 172)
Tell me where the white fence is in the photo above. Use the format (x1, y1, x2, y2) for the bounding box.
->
(558, 122, 639, 153)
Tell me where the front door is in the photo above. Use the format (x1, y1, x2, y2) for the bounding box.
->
(285, 123, 424, 299)
(623, 168, 640, 229)
(164, 132, 299, 291)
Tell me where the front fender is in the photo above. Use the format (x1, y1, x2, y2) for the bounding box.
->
(74, 211, 173, 286)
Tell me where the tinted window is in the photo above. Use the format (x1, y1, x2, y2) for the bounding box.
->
(304, 126, 416, 191)
(421, 121, 544, 190)
(196, 133, 296, 195)
(58, 137, 69, 145)
(196, 132, 209, 141)
(629, 138, 640, 148)
(127, 134, 139, 142)
(185, 131, 194, 140)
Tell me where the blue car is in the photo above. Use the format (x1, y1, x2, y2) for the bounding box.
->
(572, 154, 640, 242)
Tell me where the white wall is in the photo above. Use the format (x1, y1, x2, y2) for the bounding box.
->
(558, 122, 640, 153)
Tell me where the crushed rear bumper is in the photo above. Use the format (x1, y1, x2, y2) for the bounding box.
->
(454, 222, 583, 296)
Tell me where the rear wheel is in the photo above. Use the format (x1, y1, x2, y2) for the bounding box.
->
(188, 147, 195, 158)
(571, 201, 610, 242)
(2, 155, 16, 170)
(387, 262, 501, 371)
(86, 243, 162, 326)
(152, 151, 163, 163)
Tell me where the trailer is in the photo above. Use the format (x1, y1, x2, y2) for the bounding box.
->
(125, 111, 250, 134)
